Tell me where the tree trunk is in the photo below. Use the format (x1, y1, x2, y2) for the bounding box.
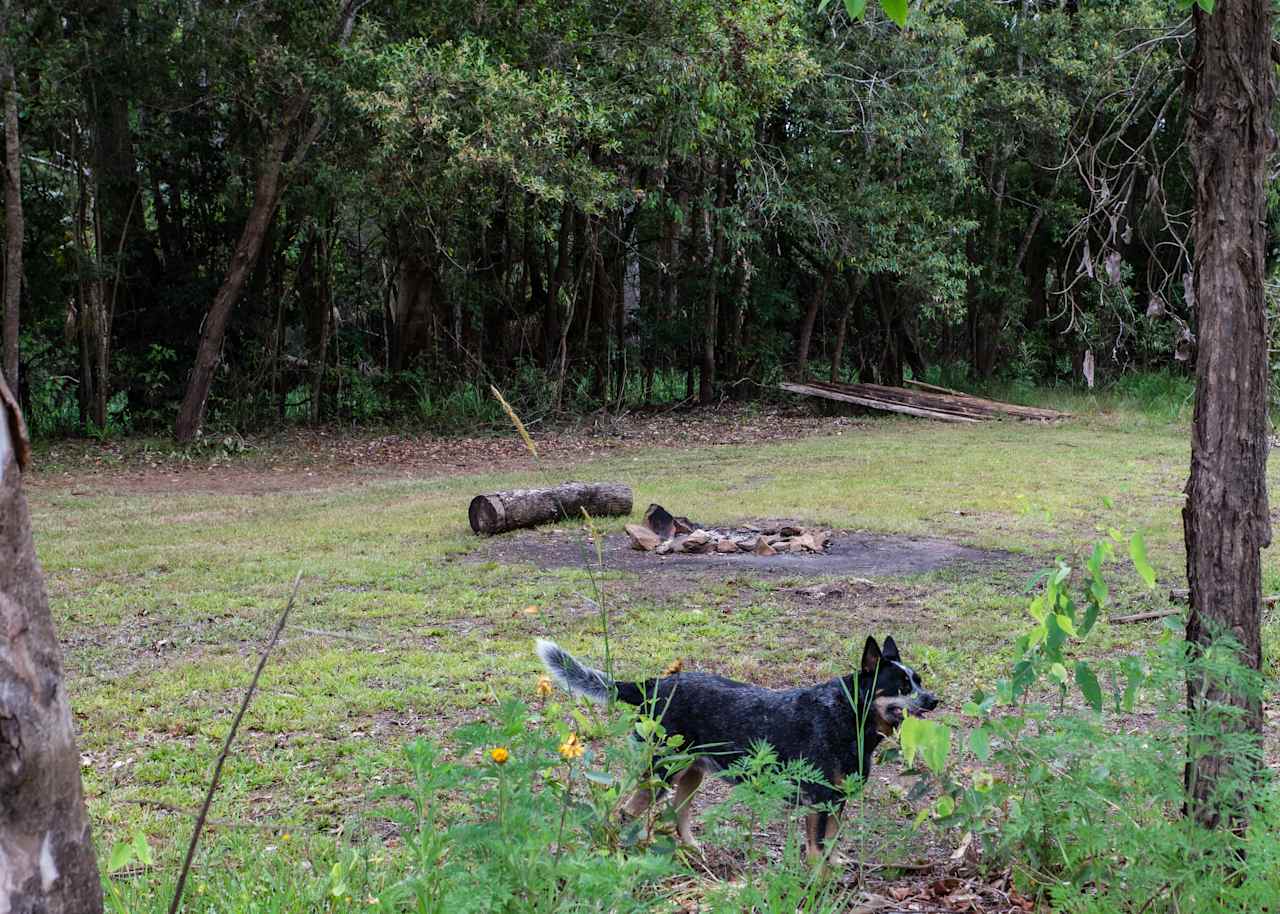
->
(796, 267, 832, 380)
(468, 482, 634, 535)
(700, 167, 728, 405)
(174, 120, 292, 442)
(1181, 0, 1275, 831)
(830, 274, 865, 383)
(390, 248, 440, 372)
(0, 378, 104, 914)
(1, 38, 20, 394)
(174, 0, 367, 442)
(544, 202, 573, 370)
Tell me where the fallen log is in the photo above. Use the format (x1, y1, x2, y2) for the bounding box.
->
(469, 482, 633, 535)
(779, 382, 980, 424)
(782, 378, 1069, 423)
(902, 379, 1069, 420)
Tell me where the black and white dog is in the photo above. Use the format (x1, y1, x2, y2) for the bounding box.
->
(536, 635, 939, 858)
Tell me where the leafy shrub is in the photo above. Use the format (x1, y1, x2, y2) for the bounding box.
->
(896, 533, 1278, 912)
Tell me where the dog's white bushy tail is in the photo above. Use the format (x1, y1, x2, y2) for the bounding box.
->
(536, 639, 612, 703)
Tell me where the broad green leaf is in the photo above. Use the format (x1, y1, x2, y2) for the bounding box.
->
(1049, 662, 1069, 685)
(843, 0, 868, 17)
(585, 769, 614, 786)
(1129, 533, 1157, 589)
(1196, 0, 1214, 11)
(1044, 611, 1067, 657)
(934, 794, 955, 817)
(879, 0, 908, 27)
(972, 769, 994, 792)
(818, 0, 832, 12)
(108, 841, 134, 874)
(1080, 600, 1100, 638)
(132, 832, 154, 867)
(1075, 661, 1102, 711)
(1120, 657, 1145, 712)
(900, 715, 951, 775)
(1055, 613, 1077, 637)
(969, 726, 991, 761)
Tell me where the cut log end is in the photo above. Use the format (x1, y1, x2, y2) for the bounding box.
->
(469, 495, 505, 536)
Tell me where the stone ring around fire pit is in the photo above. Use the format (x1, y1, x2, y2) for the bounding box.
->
(625, 504, 831, 557)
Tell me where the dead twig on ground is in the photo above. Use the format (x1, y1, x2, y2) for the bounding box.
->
(1111, 609, 1180, 624)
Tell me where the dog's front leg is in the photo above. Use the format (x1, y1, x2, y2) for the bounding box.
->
(670, 766, 704, 849)
(804, 808, 843, 864)
(804, 812, 824, 862)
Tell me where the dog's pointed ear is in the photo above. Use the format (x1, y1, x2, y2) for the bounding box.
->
(861, 636, 883, 674)
(882, 636, 901, 661)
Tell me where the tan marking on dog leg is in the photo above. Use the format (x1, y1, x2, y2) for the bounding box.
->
(670, 766, 704, 848)
(804, 813, 822, 861)
(822, 809, 846, 866)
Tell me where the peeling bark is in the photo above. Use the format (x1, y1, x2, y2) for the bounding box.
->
(0, 377, 103, 914)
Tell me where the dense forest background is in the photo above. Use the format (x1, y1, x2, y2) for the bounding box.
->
(1, 0, 1274, 440)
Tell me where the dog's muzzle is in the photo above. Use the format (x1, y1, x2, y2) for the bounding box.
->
(910, 690, 940, 714)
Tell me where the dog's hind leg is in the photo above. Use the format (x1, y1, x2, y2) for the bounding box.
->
(670, 765, 704, 849)
(622, 786, 657, 818)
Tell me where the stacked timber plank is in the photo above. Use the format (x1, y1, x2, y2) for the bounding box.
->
(779, 379, 1068, 423)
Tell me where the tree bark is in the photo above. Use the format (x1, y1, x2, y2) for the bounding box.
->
(468, 482, 634, 535)
(830, 274, 865, 383)
(174, 120, 292, 442)
(543, 202, 573, 371)
(795, 267, 832, 381)
(1181, 0, 1275, 831)
(1, 28, 21, 393)
(700, 167, 728, 406)
(0, 378, 104, 914)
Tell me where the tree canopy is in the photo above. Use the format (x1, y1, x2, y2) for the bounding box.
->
(0, 0, 1246, 437)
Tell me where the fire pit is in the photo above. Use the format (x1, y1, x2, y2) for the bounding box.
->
(625, 504, 831, 557)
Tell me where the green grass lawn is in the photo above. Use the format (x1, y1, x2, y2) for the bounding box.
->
(32, 401, 1279, 905)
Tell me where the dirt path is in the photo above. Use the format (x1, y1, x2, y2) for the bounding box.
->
(26, 405, 866, 495)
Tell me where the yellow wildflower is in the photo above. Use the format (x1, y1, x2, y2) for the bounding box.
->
(536, 675, 554, 698)
(559, 732, 584, 761)
(281, 832, 291, 842)
(489, 747, 510, 765)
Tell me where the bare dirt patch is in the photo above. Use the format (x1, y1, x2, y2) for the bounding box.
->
(27, 404, 864, 496)
(477, 528, 1011, 580)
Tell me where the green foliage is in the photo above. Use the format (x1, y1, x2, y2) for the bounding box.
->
(882, 529, 1280, 912)
(11, 0, 1206, 435)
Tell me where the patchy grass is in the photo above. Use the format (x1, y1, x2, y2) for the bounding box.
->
(29, 403, 1277, 903)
